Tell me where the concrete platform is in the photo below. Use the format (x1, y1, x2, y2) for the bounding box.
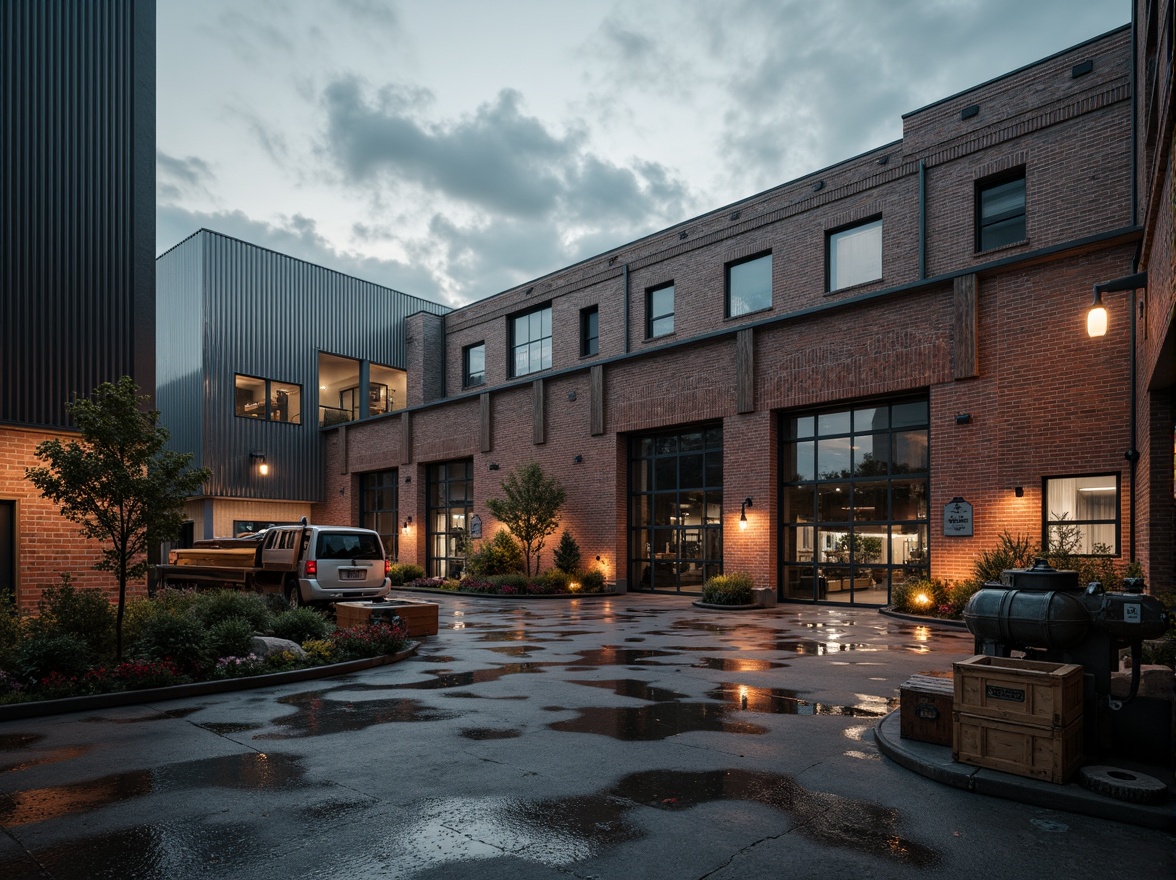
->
(875, 710, 1176, 830)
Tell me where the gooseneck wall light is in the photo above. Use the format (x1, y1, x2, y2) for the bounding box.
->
(739, 497, 753, 529)
(1086, 270, 1147, 562)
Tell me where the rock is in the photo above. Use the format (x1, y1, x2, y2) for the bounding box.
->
(1110, 664, 1174, 699)
(249, 635, 306, 659)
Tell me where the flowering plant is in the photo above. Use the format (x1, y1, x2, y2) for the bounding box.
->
(329, 621, 408, 660)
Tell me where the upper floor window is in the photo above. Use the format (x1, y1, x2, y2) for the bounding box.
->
(463, 342, 485, 388)
(234, 374, 301, 424)
(976, 170, 1026, 251)
(726, 253, 772, 318)
(580, 306, 599, 357)
(1044, 474, 1119, 555)
(646, 283, 674, 338)
(827, 218, 882, 292)
(511, 305, 552, 377)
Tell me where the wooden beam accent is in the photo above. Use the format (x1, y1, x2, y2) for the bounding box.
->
(736, 328, 755, 413)
(953, 273, 979, 380)
(532, 379, 545, 445)
(480, 392, 492, 453)
(590, 365, 604, 435)
(400, 411, 412, 464)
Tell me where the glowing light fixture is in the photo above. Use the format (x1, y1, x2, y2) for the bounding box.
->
(250, 451, 269, 476)
(739, 497, 753, 529)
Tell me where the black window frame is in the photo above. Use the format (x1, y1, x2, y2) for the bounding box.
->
(233, 373, 302, 425)
(975, 168, 1027, 252)
(826, 216, 883, 293)
(426, 459, 473, 579)
(1042, 472, 1121, 557)
(509, 303, 553, 378)
(646, 282, 675, 339)
(463, 342, 486, 389)
(725, 252, 772, 319)
(360, 469, 399, 562)
(580, 306, 599, 357)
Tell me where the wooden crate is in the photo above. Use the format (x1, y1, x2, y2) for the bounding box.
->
(336, 600, 439, 637)
(900, 674, 954, 746)
(953, 712, 1084, 784)
(953, 655, 1084, 729)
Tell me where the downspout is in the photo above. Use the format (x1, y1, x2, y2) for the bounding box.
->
(918, 160, 927, 280)
(1130, 10, 1137, 227)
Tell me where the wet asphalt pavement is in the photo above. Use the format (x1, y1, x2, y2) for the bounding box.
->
(0, 593, 1172, 879)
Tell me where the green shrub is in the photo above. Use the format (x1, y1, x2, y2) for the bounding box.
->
(0, 593, 25, 672)
(389, 563, 426, 585)
(132, 613, 210, 674)
(189, 589, 272, 631)
(329, 621, 409, 660)
(578, 570, 606, 592)
(487, 573, 528, 589)
(466, 529, 526, 576)
(27, 577, 115, 662)
(701, 572, 755, 605)
(16, 633, 92, 682)
(207, 617, 256, 660)
(973, 532, 1037, 583)
(552, 530, 582, 574)
(541, 569, 571, 591)
(270, 607, 331, 643)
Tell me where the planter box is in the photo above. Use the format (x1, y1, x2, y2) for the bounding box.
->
(953, 712, 1084, 784)
(337, 599, 439, 637)
(953, 655, 1084, 730)
(900, 674, 954, 746)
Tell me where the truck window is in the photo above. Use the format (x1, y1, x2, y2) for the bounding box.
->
(317, 532, 382, 560)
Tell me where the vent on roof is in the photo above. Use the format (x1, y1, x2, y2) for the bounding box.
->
(729, 210, 741, 221)
(1071, 59, 1094, 78)
(678, 230, 688, 240)
(812, 180, 824, 192)
(960, 104, 980, 120)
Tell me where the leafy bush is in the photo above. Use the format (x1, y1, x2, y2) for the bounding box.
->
(212, 654, 266, 679)
(87, 659, 186, 691)
(553, 530, 582, 574)
(701, 572, 755, 605)
(207, 617, 256, 660)
(26, 577, 115, 662)
(132, 613, 210, 674)
(389, 563, 426, 586)
(466, 529, 526, 576)
(487, 573, 528, 589)
(301, 639, 337, 664)
(973, 532, 1038, 583)
(0, 593, 24, 672)
(270, 607, 331, 643)
(16, 633, 92, 682)
(578, 570, 606, 593)
(542, 569, 571, 591)
(329, 621, 409, 660)
(189, 589, 272, 631)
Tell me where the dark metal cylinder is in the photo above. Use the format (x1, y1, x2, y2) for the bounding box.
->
(963, 588, 1090, 650)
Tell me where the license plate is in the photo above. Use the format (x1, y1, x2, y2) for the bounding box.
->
(340, 568, 366, 581)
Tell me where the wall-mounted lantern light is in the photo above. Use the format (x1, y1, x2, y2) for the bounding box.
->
(250, 451, 269, 476)
(1087, 271, 1147, 338)
(488, 462, 500, 471)
(573, 454, 584, 464)
(739, 497, 753, 529)
(1014, 486, 1024, 498)
(402, 516, 413, 534)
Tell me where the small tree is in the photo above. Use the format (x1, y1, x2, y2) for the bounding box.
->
(485, 462, 566, 576)
(25, 377, 211, 659)
(552, 529, 582, 574)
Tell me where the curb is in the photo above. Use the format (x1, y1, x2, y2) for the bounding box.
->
(0, 644, 418, 722)
(690, 601, 762, 612)
(392, 586, 624, 600)
(874, 710, 1174, 830)
(878, 607, 970, 629)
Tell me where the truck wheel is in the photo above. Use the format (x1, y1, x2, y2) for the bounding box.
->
(285, 581, 302, 609)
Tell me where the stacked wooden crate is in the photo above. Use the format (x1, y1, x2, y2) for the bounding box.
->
(952, 655, 1085, 784)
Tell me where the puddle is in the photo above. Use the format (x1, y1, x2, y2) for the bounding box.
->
(442, 691, 529, 701)
(0, 733, 44, 750)
(0, 743, 94, 773)
(407, 653, 456, 663)
(487, 645, 546, 656)
(548, 702, 768, 740)
(691, 657, 788, 671)
(707, 684, 897, 717)
(568, 647, 681, 666)
(197, 722, 263, 735)
(82, 705, 204, 724)
(255, 690, 459, 738)
(460, 728, 523, 740)
(569, 679, 687, 702)
(771, 639, 878, 655)
(0, 753, 307, 826)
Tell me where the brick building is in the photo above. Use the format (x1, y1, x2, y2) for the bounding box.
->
(313, 24, 1171, 606)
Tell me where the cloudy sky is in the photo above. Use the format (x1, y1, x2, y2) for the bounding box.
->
(157, 0, 1131, 307)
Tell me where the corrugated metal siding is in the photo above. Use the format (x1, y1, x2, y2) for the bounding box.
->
(160, 230, 447, 503)
(155, 234, 204, 468)
(0, 0, 155, 428)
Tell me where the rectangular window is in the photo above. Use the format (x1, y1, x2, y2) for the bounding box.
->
(726, 253, 772, 318)
(360, 470, 399, 562)
(646, 283, 674, 338)
(580, 306, 599, 357)
(976, 170, 1026, 251)
(463, 342, 485, 388)
(234, 374, 301, 424)
(828, 218, 882, 292)
(426, 459, 473, 578)
(511, 305, 552, 377)
(1044, 474, 1119, 555)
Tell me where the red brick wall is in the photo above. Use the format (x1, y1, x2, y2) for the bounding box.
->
(0, 426, 142, 611)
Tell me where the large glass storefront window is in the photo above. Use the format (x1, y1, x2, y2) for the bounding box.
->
(360, 470, 399, 562)
(426, 459, 472, 579)
(630, 425, 723, 593)
(780, 399, 929, 604)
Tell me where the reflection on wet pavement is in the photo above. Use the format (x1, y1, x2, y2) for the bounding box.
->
(548, 701, 768, 740)
(691, 656, 788, 671)
(460, 727, 523, 740)
(569, 678, 687, 702)
(254, 690, 459, 739)
(706, 684, 898, 717)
